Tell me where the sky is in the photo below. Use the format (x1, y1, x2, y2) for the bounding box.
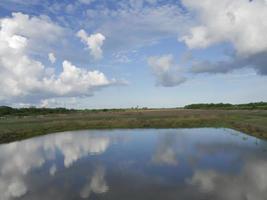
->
(0, 0, 267, 108)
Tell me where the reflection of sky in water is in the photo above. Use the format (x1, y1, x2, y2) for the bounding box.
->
(0, 128, 266, 200)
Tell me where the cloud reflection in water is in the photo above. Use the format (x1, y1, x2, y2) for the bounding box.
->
(0, 128, 266, 200)
(0, 131, 111, 200)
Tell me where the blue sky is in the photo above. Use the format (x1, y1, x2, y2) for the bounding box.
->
(0, 0, 266, 108)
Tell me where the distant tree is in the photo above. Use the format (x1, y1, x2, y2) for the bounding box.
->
(184, 102, 267, 110)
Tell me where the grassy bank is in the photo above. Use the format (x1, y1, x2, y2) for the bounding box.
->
(0, 109, 267, 143)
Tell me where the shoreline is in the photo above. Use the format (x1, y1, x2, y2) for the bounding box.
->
(1, 109, 267, 143)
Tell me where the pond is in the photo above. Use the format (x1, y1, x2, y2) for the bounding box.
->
(0, 128, 267, 200)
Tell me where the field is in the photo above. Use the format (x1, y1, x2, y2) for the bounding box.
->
(0, 108, 267, 143)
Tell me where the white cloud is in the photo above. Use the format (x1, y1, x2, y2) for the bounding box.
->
(148, 54, 186, 87)
(0, 13, 117, 104)
(48, 52, 56, 64)
(77, 29, 106, 60)
(113, 51, 131, 63)
(0, 12, 63, 52)
(43, 60, 113, 97)
(178, 0, 267, 75)
(181, 0, 267, 56)
(40, 97, 77, 108)
(85, 4, 189, 51)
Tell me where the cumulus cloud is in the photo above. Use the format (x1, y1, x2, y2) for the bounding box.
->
(148, 54, 186, 87)
(0, 12, 63, 53)
(0, 13, 117, 104)
(181, 0, 267, 56)
(77, 29, 106, 60)
(180, 0, 267, 75)
(43, 60, 113, 97)
(48, 52, 56, 64)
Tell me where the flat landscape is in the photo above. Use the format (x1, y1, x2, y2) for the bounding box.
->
(1, 108, 267, 143)
(1, 1, 267, 199)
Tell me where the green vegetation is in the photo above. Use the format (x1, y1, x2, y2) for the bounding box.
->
(1, 102, 266, 118)
(0, 106, 127, 116)
(184, 102, 267, 110)
(0, 108, 267, 143)
(0, 106, 76, 116)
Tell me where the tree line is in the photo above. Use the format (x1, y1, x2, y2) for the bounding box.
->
(0, 106, 128, 117)
(0, 106, 77, 116)
(1, 102, 266, 117)
(184, 102, 267, 110)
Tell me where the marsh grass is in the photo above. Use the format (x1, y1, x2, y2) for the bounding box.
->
(0, 109, 267, 143)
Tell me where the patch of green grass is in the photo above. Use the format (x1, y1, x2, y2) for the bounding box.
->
(0, 109, 267, 143)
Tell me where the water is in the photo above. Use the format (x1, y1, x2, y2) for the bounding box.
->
(0, 128, 267, 200)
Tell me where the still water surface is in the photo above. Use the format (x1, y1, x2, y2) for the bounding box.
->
(0, 128, 267, 200)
